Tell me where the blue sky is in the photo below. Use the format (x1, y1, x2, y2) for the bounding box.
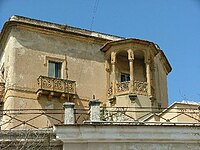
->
(0, 0, 200, 104)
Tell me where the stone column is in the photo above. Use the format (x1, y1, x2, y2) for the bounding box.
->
(63, 102, 75, 124)
(89, 99, 101, 122)
(105, 60, 110, 94)
(145, 60, 151, 96)
(128, 49, 134, 93)
(111, 52, 116, 95)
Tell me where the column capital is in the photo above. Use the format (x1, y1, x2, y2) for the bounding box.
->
(111, 52, 116, 64)
(145, 58, 151, 64)
(128, 49, 134, 60)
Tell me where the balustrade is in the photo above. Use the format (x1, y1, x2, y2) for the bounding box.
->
(37, 76, 76, 96)
(107, 86, 113, 98)
(108, 80, 148, 97)
(133, 81, 148, 96)
(116, 81, 130, 93)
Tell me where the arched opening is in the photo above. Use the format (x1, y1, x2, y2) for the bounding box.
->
(107, 49, 148, 99)
(116, 51, 129, 83)
(133, 50, 146, 82)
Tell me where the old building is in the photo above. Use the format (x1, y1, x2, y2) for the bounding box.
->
(0, 15, 171, 129)
(0, 16, 199, 150)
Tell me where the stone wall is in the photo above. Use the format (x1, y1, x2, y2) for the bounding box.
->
(55, 125, 200, 150)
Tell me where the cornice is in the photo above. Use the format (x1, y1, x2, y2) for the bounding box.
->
(55, 125, 200, 143)
(101, 38, 172, 73)
(0, 15, 123, 55)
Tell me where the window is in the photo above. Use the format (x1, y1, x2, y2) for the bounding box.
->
(121, 73, 130, 82)
(48, 61, 62, 78)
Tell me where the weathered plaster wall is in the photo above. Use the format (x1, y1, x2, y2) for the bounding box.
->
(133, 58, 146, 82)
(116, 95, 151, 108)
(154, 54, 168, 107)
(3, 26, 107, 110)
(0, 25, 109, 129)
(115, 94, 151, 119)
(1, 34, 16, 88)
(116, 55, 129, 81)
(0, 51, 5, 81)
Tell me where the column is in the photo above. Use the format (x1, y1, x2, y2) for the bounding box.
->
(145, 60, 151, 96)
(105, 60, 110, 94)
(89, 99, 101, 122)
(111, 52, 116, 95)
(63, 102, 75, 124)
(128, 49, 134, 93)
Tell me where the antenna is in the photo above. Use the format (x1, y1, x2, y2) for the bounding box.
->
(90, 0, 100, 30)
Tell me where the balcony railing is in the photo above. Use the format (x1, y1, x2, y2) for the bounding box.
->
(133, 80, 148, 95)
(0, 108, 89, 130)
(116, 81, 130, 93)
(107, 86, 113, 98)
(37, 76, 76, 96)
(108, 80, 148, 98)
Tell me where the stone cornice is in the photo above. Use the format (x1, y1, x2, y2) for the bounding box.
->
(54, 125, 200, 143)
(101, 38, 172, 73)
(0, 15, 123, 57)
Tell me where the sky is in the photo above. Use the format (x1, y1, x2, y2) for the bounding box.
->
(0, 0, 200, 104)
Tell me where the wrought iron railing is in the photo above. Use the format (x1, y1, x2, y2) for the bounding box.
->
(1, 106, 199, 130)
(99, 106, 200, 125)
(0, 108, 89, 130)
(37, 76, 76, 95)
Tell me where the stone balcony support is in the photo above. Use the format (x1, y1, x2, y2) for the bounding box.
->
(37, 76, 76, 101)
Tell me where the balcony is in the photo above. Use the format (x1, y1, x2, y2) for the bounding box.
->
(37, 76, 76, 100)
(108, 80, 148, 99)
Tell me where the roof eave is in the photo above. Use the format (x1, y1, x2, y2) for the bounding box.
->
(8, 15, 123, 41)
